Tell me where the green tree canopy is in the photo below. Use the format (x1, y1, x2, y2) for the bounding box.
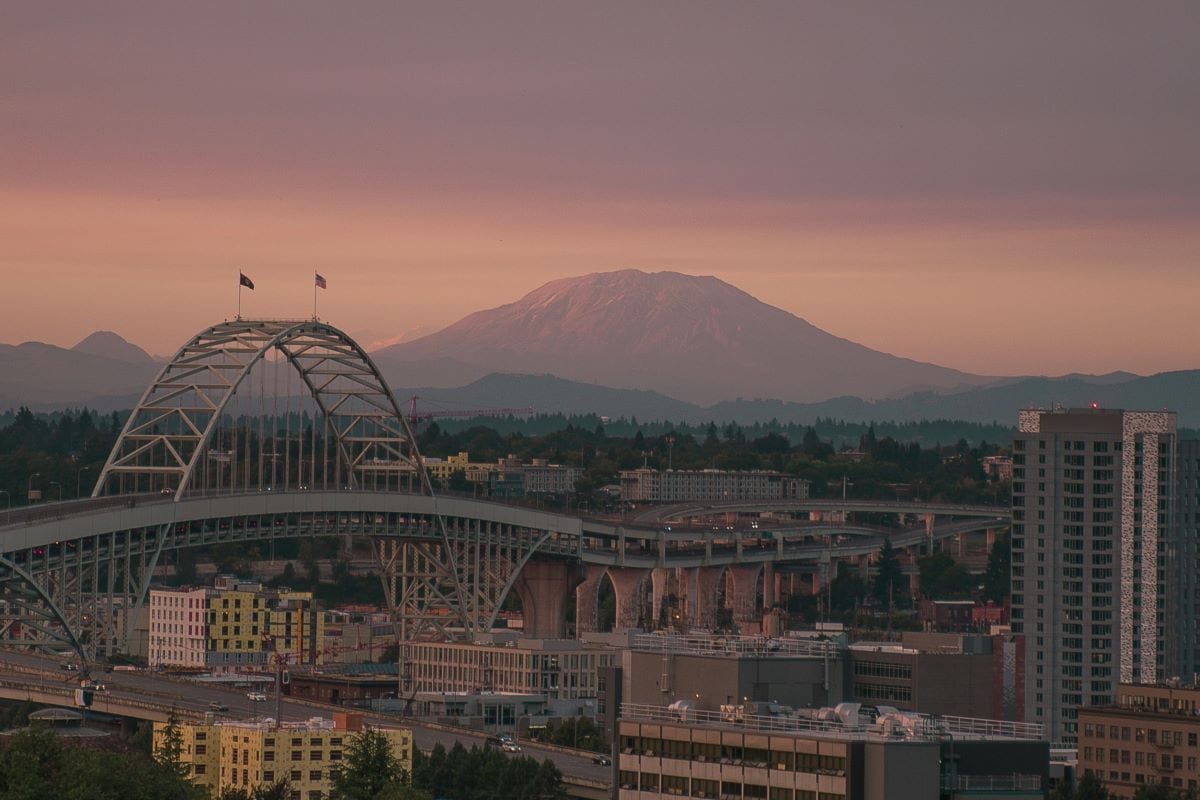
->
(329, 729, 407, 800)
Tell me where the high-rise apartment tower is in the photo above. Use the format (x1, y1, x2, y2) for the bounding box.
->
(1011, 407, 1178, 743)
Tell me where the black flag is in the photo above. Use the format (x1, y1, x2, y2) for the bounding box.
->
(239, 272, 255, 290)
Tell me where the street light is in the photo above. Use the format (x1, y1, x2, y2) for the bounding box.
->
(49, 481, 62, 502)
(27, 472, 40, 503)
(77, 465, 92, 499)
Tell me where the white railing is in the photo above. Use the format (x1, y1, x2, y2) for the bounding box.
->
(942, 774, 1043, 792)
(619, 702, 1045, 742)
(939, 714, 1045, 741)
(631, 633, 840, 659)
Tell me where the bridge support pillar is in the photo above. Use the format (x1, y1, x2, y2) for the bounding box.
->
(986, 528, 998, 551)
(924, 513, 936, 552)
(728, 565, 763, 625)
(608, 567, 651, 631)
(651, 568, 674, 630)
(762, 562, 776, 610)
(514, 560, 584, 639)
(956, 532, 968, 557)
(687, 567, 725, 630)
(575, 565, 609, 635)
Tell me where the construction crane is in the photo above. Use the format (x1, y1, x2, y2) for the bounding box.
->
(407, 395, 533, 425)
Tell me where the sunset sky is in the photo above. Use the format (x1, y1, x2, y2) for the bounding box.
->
(2, 3, 1198, 376)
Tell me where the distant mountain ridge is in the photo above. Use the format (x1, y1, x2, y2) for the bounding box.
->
(71, 330, 157, 364)
(374, 270, 992, 405)
(390, 369, 1200, 429)
(0, 335, 158, 411)
(4, 269, 1197, 427)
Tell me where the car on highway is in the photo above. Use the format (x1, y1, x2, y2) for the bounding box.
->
(209, 701, 229, 712)
(81, 681, 106, 692)
(592, 755, 612, 766)
(61, 662, 78, 671)
(247, 691, 268, 702)
(501, 741, 521, 753)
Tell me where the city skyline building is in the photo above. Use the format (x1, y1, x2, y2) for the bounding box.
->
(1011, 407, 1180, 743)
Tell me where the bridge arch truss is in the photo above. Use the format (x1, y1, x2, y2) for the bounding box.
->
(95, 319, 428, 499)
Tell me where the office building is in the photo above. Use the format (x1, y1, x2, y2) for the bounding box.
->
(617, 702, 1048, 800)
(153, 712, 412, 800)
(1173, 439, 1200, 680)
(148, 576, 333, 672)
(405, 636, 619, 701)
(1077, 682, 1200, 798)
(847, 633, 1019, 721)
(620, 633, 844, 712)
(619, 468, 809, 503)
(1011, 407, 1178, 743)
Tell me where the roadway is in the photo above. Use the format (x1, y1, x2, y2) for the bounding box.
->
(0, 489, 1008, 570)
(0, 651, 613, 792)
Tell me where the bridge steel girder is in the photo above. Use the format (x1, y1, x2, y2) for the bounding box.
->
(0, 496, 584, 661)
(94, 319, 429, 500)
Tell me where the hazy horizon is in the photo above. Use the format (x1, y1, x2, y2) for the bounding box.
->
(3, 3, 1198, 376)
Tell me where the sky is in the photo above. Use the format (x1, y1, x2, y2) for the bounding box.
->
(2, 2, 1198, 376)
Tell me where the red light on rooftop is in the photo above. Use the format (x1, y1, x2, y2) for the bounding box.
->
(1091, 402, 1099, 409)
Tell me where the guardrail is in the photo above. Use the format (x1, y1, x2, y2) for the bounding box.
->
(619, 702, 1045, 742)
(942, 774, 1042, 792)
(631, 633, 840, 658)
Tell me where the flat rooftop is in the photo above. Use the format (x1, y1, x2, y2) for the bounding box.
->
(630, 633, 839, 659)
(620, 703, 1046, 744)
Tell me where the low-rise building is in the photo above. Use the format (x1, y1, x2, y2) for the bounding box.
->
(619, 468, 809, 503)
(1077, 683, 1200, 798)
(847, 633, 1024, 722)
(620, 633, 845, 713)
(153, 712, 412, 800)
(286, 663, 399, 706)
(406, 636, 619, 701)
(148, 576, 334, 672)
(149, 586, 210, 669)
(617, 702, 1048, 800)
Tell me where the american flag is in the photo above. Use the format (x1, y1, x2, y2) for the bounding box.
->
(315, 273, 327, 289)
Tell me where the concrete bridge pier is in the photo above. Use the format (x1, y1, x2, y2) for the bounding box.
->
(574, 565, 607, 635)
(651, 567, 676, 629)
(608, 567, 651, 630)
(514, 560, 584, 639)
(687, 566, 725, 630)
(728, 564, 763, 624)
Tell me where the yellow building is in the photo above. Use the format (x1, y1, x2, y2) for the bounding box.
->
(154, 712, 412, 800)
(421, 451, 477, 481)
(200, 577, 333, 671)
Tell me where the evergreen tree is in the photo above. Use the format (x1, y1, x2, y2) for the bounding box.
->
(872, 537, 905, 610)
(329, 729, 407, 800)
(983, 532, 1011, 604)
(154, 710, 189, 780)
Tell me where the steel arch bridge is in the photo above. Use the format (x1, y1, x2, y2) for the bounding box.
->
(95, 319, 427, 499)
(0, 319, 560, 661)
(0, 318, 1012, 664)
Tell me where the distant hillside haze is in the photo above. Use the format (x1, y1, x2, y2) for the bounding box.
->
(373, 269, 991, 404)
(71, 330, 157, 364)
(0, 333, 158, 410)
(4, 272, 1198, 426)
